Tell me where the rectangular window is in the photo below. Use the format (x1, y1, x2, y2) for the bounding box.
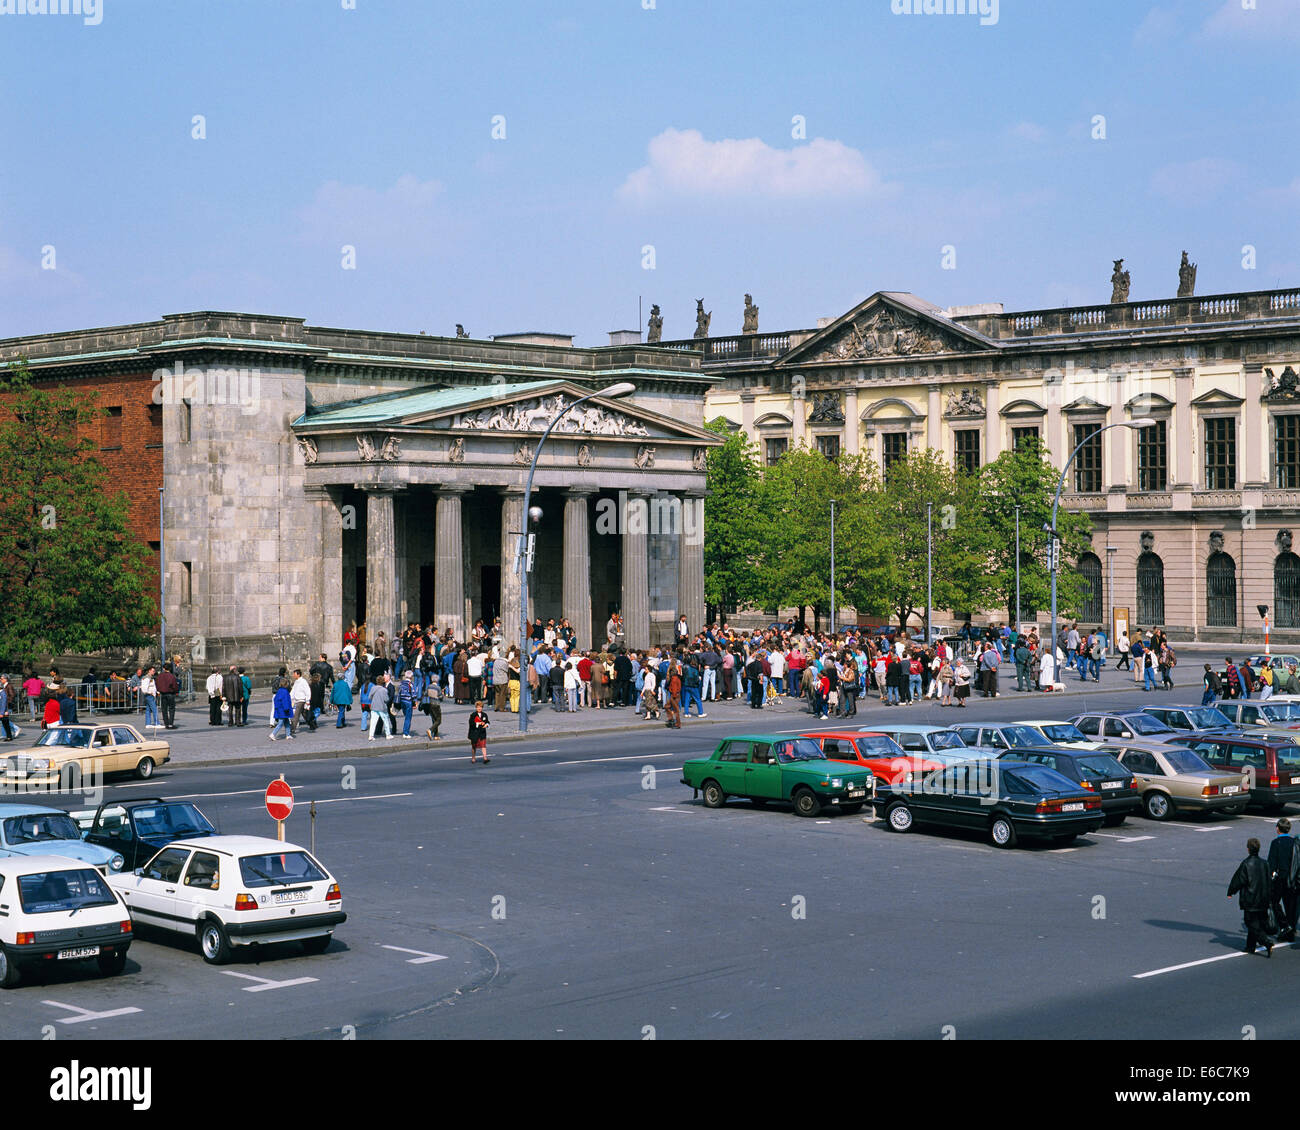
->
(1277, 416, 1300, 489)
(1012, 426, 1039, 451)
(764, 437, 788, 466)
(180, 561, 193, 606)
(1204, 417, 1237, 490)
(1136, 418, 1167, 491)
(815, 434, 840, 460)
(954, 429, 980, 475)
(1073, 424, 1103, 493)
(180, 398, 192, 443)
(102, 406, 122, 449)
(882, 432, 907, 480)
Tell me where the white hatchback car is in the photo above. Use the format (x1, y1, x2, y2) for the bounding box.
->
(108, 835, 345, 964)
(0, 854, 134, 987)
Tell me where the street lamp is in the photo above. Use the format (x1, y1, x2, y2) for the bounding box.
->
(926, 502, 932, 646)
(518, 382, 636, 732)
(158, 487, 166, 667)
(1014, 506, 1021, 634)
(1046, 419, 1156, 689)
(829, 499, 837, 636)
(1106, 545, 1117, 655)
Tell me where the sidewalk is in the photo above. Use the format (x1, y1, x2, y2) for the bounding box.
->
(67, 661, 1187, 771)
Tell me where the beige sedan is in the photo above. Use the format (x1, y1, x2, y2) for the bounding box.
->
(0, 724, 170, 787)
(1110, 740, 1248, 821)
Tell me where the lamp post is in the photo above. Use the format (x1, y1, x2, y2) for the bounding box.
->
(518, 382, 636, 733)
(1106, 544, 1117, 655)
(1046, 419, 1156, 689)
(829, 499, 837, 636)
(926, 502, 932, 645)
(158, 487, 166, 666)
(1014, 506, 1021, 634)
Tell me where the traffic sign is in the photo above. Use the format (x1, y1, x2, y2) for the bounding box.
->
(265, 778, 294, 823)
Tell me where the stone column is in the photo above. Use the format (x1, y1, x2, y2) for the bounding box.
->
(983, 380, 1000, 464)
(434, 487, 466, 640)
(499, 490, 524, 651)
(844, 388, 860, 455)
(563, 489, 593, 651)
(1108, 371, 1127, 492)
(678, 492, 706, 634)
(622, 490, 651, 650)
(927, 384, 941, 450)
(1045, 374, 1065, 465)
(740, 392, 756, 435)
(1173, 367, 1194, 489)
(1244, 362, 1266, 487)
(792, 394, 807, 449)
(307, 487, 345, 654)
(364, 488, 399, 644)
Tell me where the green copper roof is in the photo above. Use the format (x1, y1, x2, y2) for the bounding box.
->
(293, 380, 566, 427)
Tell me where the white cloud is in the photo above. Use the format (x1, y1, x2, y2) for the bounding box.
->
(617, 128, 888, 204)
(1133, 6, 1179, 45)
(1204, 0, 1300, 41)
(1008, 121, 1048, 143)
(297, 174, 447, 254)
(0, 245, 85, 299)
(1148, 157, 1242, 200)
(1260, 176, 1300, 205)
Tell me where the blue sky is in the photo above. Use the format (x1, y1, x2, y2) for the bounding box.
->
(1, 0, 1297, 345)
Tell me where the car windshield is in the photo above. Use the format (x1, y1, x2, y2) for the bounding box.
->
(1163, 748, 1216, 775)
(1261, 703, 1300, 723)
(1076, 755, 1127, 781)
(854, 736, 905, 757)
(774, 739, 827, 764)
(238, 851, 328, 888)
(1040, 724, 1088, 743)
(1002, 726, 1050, 746)
(34, 729, 90, 748)
(929, 732, 966, 750)
(3, 813, 82, 844)
(1126, 715, 1174, 735)
(1002, 766, 1080, 795)
(131, 803, 216, 840)
(1277, 746, 1300, 769)
(1185, 707, 1233, 729)
(18, 868, 118, 913)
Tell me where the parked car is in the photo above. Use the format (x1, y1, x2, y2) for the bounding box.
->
(109, 835, 345, 964)
(1165, 732, 1300, 812)
(1214, 700, 1300, 732)
(681, 735, 874, 817)
(1015, 720, 1109, 750)
(1069, 711, 1180, 742)
(950, 722, 1060, 751)
(0, 854, 134, 987)
(1140, 704, 1239, 733)
(1108, 739, 1249, 820)
(803, 731, 939, 788)
(0, 804, 123, 873)
(996, 747, 1140, 826)
(872, 758, 1104, 848)
(0, 724, 169, 787)
(864, 724, 970, 757)
(77, 798, 218, 872)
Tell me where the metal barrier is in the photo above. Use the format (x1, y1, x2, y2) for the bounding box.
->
(75, 682, 140, 715)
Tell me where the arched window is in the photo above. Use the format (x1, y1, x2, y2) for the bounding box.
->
(1206, 551, 1237, 628)
(1137, 552, 1164, 627)
(1077, 553, 1103, 624)
(1276, 553, 1300, 629)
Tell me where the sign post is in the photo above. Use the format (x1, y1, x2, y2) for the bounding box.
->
(265, 775, 294, 842)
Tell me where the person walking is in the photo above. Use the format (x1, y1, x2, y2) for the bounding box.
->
(330, 671, 353, 727)
(979, 643, 1001, 698)
(422, 678, 443, 739)
(269, 680, 294, 741)
(1228, 837, 1275, 957)
(1201, 663, 1222, 706)
(468, 700, 490, 764)
(398, 671, 417, 737)
(1131, 637, 1146, 686)
(205, 666, 223, 726)
(641, 664, 661, 721)
(289, 670, 317, 735)
(953, 658, 971, 707)
(1259, 662, 1275, 701)
(938, 657, 954, 706)
(1142, 648, 1157, 692)
(1267, 818, 1300, 943)
(140, 667, 159, 730)
(1158, 643, 1175, 690)
(1115, 629, 1130, 670)
(222, 665, 242, 728)
(0, 676, 14, 741)
(367, 675, 394, 740)
(665, 663, 684, 728)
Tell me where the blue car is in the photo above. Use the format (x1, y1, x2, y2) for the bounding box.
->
(0, 804, 124, 873)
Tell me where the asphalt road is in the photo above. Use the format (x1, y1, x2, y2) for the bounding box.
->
(2, 683, 1295, 1041)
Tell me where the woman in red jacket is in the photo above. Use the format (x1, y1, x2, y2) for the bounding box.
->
(42, 690, 61, 729)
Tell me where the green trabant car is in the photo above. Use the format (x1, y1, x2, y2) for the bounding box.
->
(681, 735, 874, 817)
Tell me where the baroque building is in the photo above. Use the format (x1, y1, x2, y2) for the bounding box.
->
(665, 285, 1300, 643)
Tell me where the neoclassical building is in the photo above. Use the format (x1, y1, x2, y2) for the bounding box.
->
(662, 283, 1300, 643)
(0, 313, 719, 662)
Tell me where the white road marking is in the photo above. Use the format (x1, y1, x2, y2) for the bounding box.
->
(555, 754, 677, 766)
(221, 971, 319, 992)
(1118, 835, 1156, 842)
(1134, 943, 1298, 979)
(498, 748, 559, 756)
(42, 1000, 142, 1024)
(380, 944, 448, 965)
(649, 806, 692, 813)
(1193, 826, 1231, 832)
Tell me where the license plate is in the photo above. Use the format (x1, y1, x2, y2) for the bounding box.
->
(1101, 781, 1122, 790)
(57, 946, 99, 960)
(847, 789, 865, 799)
(1222, 785, 1240, 794)
(273, 890, 309, 905)
(1062, 803, 1084, 812)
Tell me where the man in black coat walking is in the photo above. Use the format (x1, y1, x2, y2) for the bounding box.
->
(1267, 818, 1300, 942)
(1228, 837, 1275, 956)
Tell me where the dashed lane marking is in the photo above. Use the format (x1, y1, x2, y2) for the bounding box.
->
(1134, 943, 1298, 979)
(380, 944, 448, 965)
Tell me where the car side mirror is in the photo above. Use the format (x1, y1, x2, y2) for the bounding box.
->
(133, 868, 143, 876)
(1121, 731, 1132, 738)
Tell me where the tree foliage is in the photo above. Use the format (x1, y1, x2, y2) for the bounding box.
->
(0, 363, 157, 658)
(701, 419, 763, 612)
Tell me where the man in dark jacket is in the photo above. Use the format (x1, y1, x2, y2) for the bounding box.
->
(1268, 818, 1300, 942)
(1228, 837, 1275, 956)
(221, 666, 242, 727)
(155, 664, 180, 729)
(613, 649, 633, 707)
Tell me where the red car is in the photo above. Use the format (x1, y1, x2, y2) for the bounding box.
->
(803, 731, 944, 789)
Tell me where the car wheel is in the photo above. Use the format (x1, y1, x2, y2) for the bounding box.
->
(0, 945, 19, 989)
(97, 949, 127, 977)
(198, 919, 232, 965)
(300, 935, 331, 956)
(841, 803, 864, 816)
(1143, 791, 1174, 822)
(792, 788, 821, 818)
(990, 815, 1018, 848)
(1103, 813, 1127, 827)
(701, 780, 726, 809)
(135, 757, 156, 780)
(886, 802, 913, 833)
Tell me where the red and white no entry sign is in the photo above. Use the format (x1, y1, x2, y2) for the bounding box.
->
(265, 778, 294, 822)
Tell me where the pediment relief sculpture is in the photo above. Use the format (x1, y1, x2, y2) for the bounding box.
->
(452, 394, 651, 437)
(812, 306, 952, 362)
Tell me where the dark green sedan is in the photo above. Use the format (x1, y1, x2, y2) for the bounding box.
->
(681, 735, 874, 817)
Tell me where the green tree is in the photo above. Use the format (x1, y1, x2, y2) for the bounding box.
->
(977, 439, 1093, 625)
(0, 363, 157, 658)
(702, 418, 763, 618)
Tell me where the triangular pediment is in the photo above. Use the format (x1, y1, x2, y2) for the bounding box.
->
(1062, 396, 1109, 414)
(1192, 388, 1245, 408)
(776, 292, 998, 367)
(293, 380, 720, 445)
